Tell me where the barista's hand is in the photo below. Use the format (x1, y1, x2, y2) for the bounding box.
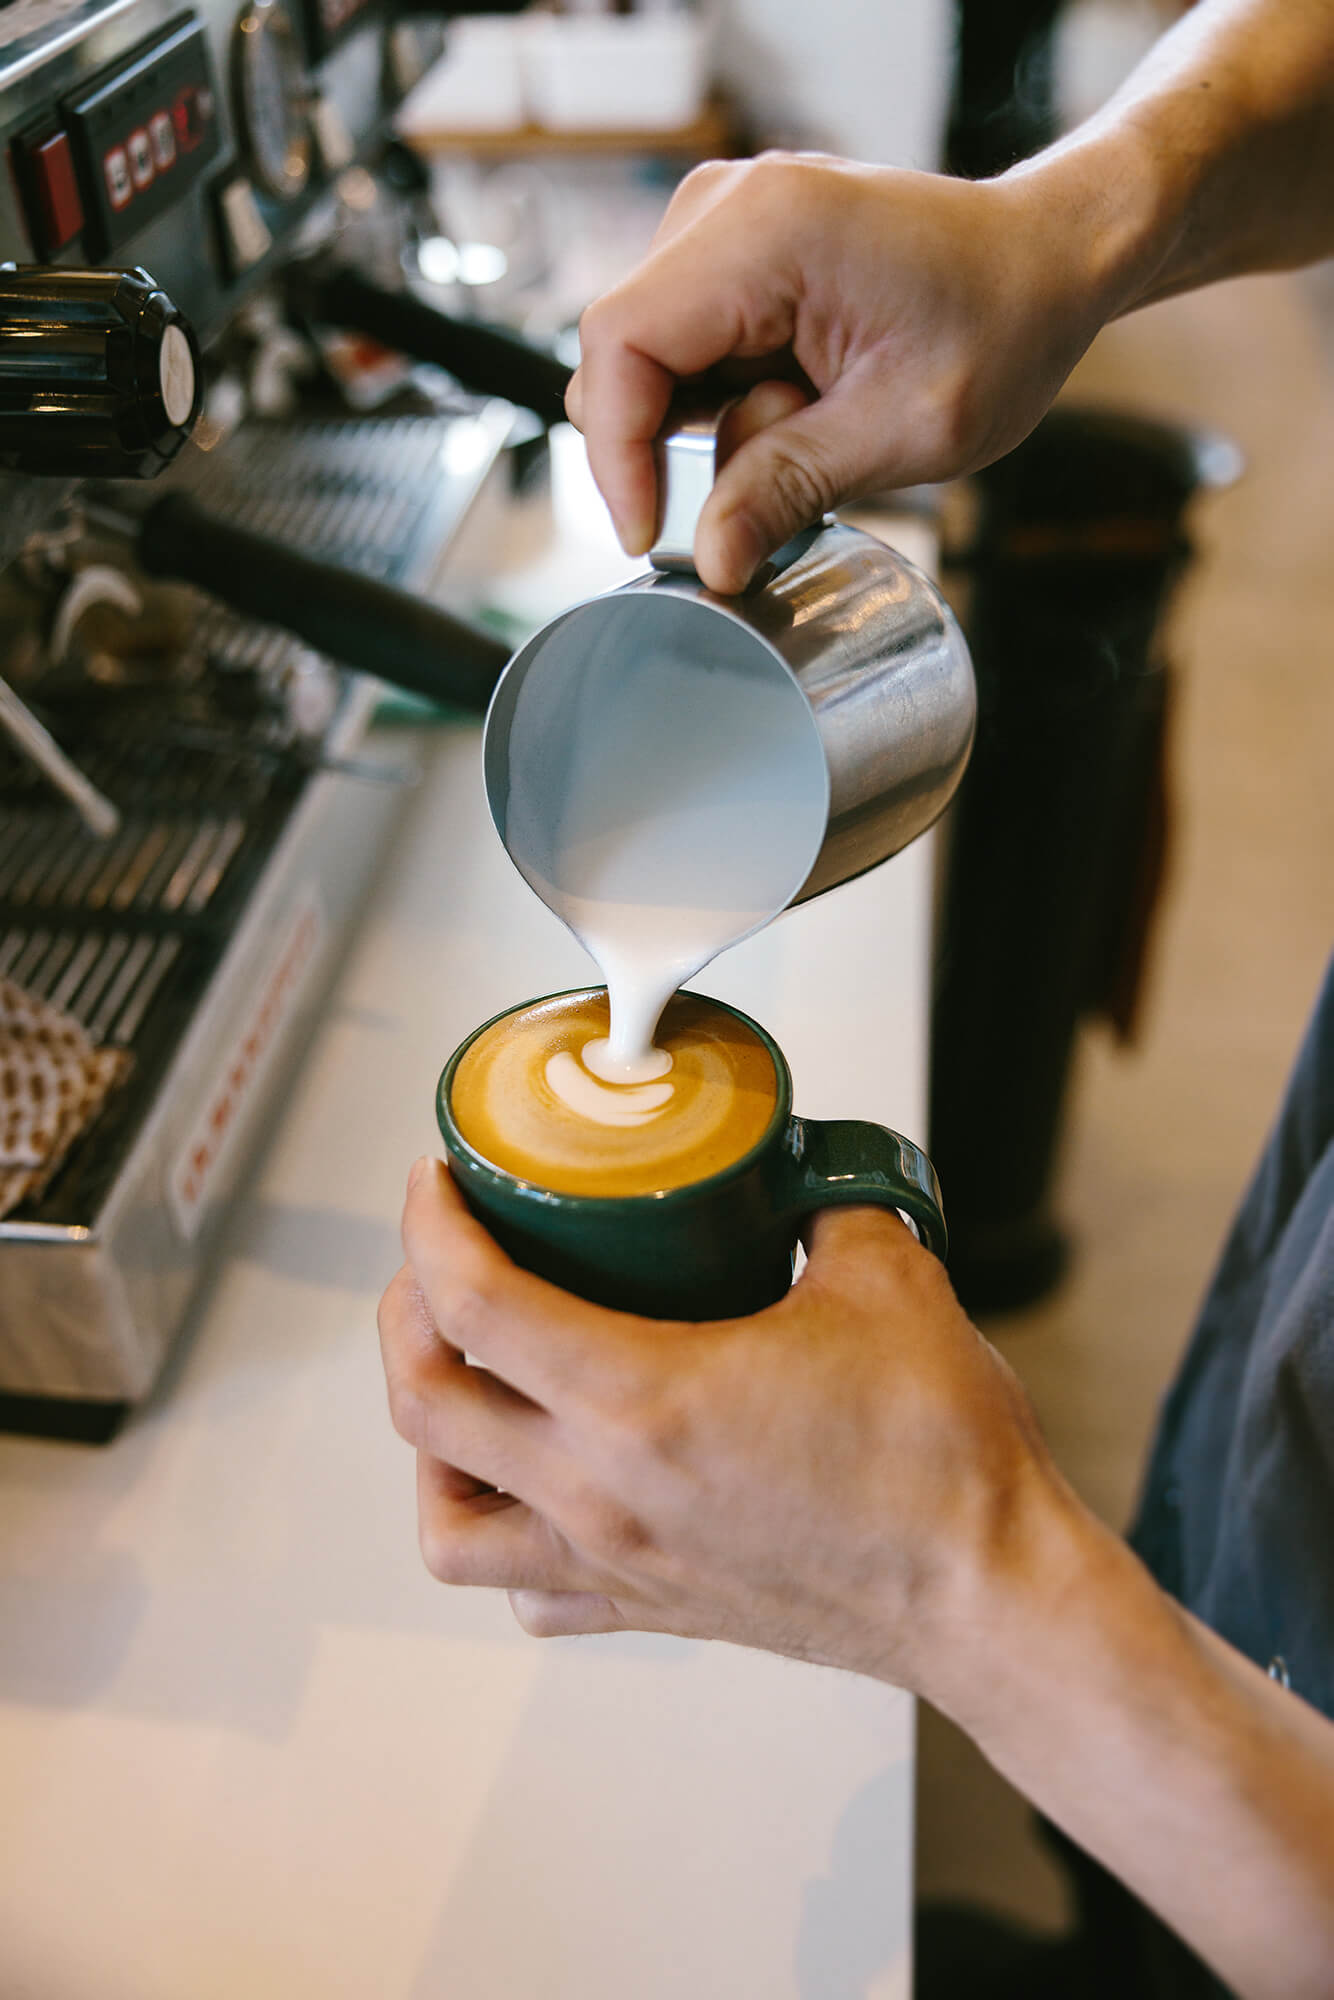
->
(565, 151, 1134, 591)
(377, 1156, 1070, 1695)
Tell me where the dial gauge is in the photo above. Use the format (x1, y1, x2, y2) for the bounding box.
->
(232, 0, 312, 202)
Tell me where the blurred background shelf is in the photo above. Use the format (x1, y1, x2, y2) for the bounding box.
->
(406, 94, 737, 161)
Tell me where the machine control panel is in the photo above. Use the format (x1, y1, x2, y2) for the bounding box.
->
(29, 14, 225, 259)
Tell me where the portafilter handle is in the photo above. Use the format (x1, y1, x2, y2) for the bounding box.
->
(130, 491, 512, 713)
(286, 260, 572, 425)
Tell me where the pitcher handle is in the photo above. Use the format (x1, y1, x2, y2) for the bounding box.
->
(649, 397, 741, 574)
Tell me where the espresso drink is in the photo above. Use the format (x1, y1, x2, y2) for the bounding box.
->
(450, 989, 778, 1197)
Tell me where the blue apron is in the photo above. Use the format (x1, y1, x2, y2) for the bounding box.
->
(1061, 948, 1334, 1996)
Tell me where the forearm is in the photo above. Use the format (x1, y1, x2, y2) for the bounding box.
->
(1014, 0, 1334, 317)
(924, 1482, 1334, 1999)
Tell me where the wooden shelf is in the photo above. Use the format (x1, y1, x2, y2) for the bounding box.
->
(404, 95, 735, 160)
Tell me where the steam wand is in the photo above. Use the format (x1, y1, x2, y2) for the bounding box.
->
(0, 674, 120, 839)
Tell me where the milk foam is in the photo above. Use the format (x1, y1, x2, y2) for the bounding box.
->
(450, 991, 779, 1198)
(544, 1047, 674, 1126)
(493, 594, 830, 1078)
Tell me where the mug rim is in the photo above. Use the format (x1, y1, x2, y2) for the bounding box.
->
(436, 986, 793, 1212)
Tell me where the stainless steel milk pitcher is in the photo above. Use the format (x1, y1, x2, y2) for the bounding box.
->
(484, 404, 976, 916)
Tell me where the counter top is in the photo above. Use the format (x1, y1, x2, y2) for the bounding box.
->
(0, 442, 933, 2000)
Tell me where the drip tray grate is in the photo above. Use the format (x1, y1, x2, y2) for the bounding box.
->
(0, 925, 181, 1047)
(0, 724, 305, 1228)
(0, 809, 246, 917)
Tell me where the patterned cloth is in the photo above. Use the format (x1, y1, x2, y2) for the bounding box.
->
(0, 977, 128, 1218)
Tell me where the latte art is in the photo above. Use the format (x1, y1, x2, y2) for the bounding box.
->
(544, 1050, 674, 1126)
(450, 989, 778, 1197)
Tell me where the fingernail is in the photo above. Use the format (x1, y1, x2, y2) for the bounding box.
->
(407, 1155, 434, 1194)
(618, 516, 653, 559)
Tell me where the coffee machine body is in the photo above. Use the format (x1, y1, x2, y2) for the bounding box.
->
(0, 0, 510, 1437)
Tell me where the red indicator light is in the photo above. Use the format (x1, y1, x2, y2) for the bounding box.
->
(23, 130, 86, 253)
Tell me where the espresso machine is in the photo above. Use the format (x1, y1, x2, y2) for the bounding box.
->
(0, 0, 564, 1440)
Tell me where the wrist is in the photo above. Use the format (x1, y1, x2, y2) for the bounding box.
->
(907, 1452, 1132, 1729)
(1001, 117, 1195, 332)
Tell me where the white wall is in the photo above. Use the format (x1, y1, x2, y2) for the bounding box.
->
(711, 0, 953, 169)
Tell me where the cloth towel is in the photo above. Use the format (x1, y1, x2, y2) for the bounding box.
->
(0, 976, 128, 1219)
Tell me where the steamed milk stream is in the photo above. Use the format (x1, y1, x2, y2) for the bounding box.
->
(487, 608, 829, 1173)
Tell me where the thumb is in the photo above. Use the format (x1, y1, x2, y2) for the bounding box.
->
(798, 1201, 919, 1276)
(694, 384, 885, 593)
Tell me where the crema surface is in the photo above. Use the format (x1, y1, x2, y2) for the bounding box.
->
(450, 990, 778, 1197)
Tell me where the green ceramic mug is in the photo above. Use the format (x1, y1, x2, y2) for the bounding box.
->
(437, 990, 947, 1321)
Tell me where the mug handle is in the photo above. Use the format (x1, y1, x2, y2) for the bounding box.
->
(781, 1118, 948, 1263)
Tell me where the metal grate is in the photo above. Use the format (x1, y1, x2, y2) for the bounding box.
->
(174, 413, 477, 581)
(0, 807, 245, 918)
(0, 924, 181, 1046)
(1, 406, 483, 1225)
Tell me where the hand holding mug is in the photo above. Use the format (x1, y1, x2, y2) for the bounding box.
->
(377, 1158, 1061, 1697)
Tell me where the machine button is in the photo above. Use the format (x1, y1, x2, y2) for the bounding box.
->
(173, 83, 212, 154)
(103, 146, 132, 210)
(23, 130, 86, 253)
(127, 127, 154, 190)
(150, 111, 176, 170)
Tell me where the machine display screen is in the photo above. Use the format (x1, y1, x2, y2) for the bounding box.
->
(60, 13, 223, 255)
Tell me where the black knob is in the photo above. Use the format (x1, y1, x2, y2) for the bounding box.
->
(0, 264, 201, 478)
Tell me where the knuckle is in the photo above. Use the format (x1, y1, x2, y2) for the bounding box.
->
(751, 148, 801, 180)
(577, 292, 619, 354)
(385, 1377, 426, 1449)
(433, 1255, 502, 1352)
(570, 1488, 650, 1567)
(376, 1263, 414, 1339)
(675, 158, 728, 203)
(418, 1513, 471, 1587)
(750, 150, 829, 219)
(623, 1383, 690, 1467)
(510, 1593, 566, 1640)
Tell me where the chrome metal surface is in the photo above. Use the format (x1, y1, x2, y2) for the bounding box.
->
(648, 400, 738, 573)
(489, 502, 976, 910)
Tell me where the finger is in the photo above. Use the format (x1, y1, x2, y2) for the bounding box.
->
(574, 334, 675, 558)
(796, 1200, 919, 1273)
(379, 1247, 563, 1486)
(382, 1285, 565, 1505)
(716, 377, 812, 462)
(564, 366, 583, 432)
(417, 1454, 609, 1593)
(508, 1589, 629, 1639)
(401, 1157, 644, 1412)
(693, 378, 897, 592)
(576, 237, 797, 558)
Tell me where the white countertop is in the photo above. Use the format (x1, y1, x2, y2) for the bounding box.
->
(0, 440, 933, 2000)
